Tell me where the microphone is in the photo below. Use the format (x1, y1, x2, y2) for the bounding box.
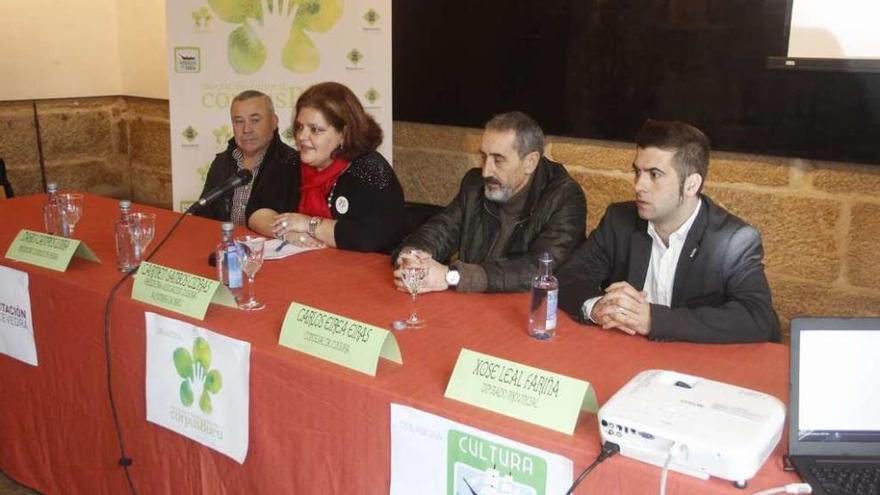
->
(186, 169, 253, 213)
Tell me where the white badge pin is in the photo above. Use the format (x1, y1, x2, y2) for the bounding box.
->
(335, 196, 350, 214)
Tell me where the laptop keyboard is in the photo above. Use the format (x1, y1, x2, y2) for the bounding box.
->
(810, 464, 880, 495)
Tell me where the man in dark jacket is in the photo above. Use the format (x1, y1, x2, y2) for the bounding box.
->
(557, 120, 780, 343)
(393, 111, 587, 293)
(194, 90, 296, 224)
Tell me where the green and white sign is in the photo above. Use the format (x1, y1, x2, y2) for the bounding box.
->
(278, 302, 401, 376)
(166, 0, 393, 212)
(0, 266, 37, 366)
(145, 312, 251, 463)
(4, 229, 100, 272)
(390, 404, 573, 495)
(445, 349, 598, 435)
(132, 262, 237, 320)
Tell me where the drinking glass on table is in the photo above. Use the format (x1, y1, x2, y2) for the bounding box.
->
(130, 212, 156, 262)
(398, 248, 430, 329)
(58, 193, 83, 237)
(235, 235, 266, 311)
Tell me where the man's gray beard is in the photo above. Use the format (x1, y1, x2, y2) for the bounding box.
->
(484, 187, 512, 203)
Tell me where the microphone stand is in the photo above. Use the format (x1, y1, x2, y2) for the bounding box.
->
(100, 201, 211, 495)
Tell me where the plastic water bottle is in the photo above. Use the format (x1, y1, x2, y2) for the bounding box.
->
(43, 182, 68, 236)
(216, 222, 244, 302)
(528, 252, 559, 340)
(114, 200, 138, 272)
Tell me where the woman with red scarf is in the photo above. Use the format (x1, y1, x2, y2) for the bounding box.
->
(246, 82, 405, 253)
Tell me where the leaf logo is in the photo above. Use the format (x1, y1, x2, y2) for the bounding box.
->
(207, 0, 343, 74)
(173, 337, 223, 414)
(363, 8, 379, 26)
(192, 6, 214, 29)
(364, 88, 380, 105)
(347, 48, 363, 66)
(213, 125, 233, 146)
(182, 126, 199, 142)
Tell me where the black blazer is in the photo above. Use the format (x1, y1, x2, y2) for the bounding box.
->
(558, 196, 780, 343)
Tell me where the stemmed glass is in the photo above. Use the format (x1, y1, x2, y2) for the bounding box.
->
(58, 193, 84, 237)
(236, 236, 266, 311)
(130, 212, 156, 263)
(399, 249, 430, 329)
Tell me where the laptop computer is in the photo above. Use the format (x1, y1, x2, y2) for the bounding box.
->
(788, 317, 880, 495)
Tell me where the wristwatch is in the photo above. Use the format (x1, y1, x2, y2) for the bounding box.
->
(308, 216, 323, 236)
(445, 269, 460, 287)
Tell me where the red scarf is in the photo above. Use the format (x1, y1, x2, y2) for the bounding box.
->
(298, 157, 349, 218)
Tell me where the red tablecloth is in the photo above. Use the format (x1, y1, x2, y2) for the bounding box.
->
(0, 194, 798, 494)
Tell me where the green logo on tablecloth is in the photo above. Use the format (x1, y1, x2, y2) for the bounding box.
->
(205, 0, 343, 74)
(447, 430, 546, 495)
(173, 337, 223, 414)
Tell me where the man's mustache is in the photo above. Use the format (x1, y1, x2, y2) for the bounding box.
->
(483, 177, 502, 188)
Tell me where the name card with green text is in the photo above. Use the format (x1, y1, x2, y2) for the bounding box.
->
(132, 262, 237, 320)
(4, 229, 100, 272)
(444, 349, 598, 435)
(278, 302, 402, 376)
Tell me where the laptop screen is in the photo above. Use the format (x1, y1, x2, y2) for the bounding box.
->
(789, 318, 880, 456)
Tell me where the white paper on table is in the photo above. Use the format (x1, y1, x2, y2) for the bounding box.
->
(0, 265, 37, 366)
(390, 404, 573, 495)
(263, 238, 324, 260)
(145, 312, 251, 463)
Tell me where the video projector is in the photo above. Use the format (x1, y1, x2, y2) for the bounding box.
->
(598, 369, 785, 489)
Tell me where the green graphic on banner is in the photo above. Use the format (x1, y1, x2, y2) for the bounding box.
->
(447, 430, 546, 495)
(4, 229, 100, 272)
(173, 337, 224, 414)
(206, 0, 344, 74)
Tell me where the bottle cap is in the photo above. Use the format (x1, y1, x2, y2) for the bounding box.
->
(221, 222, 234, 232)
(46, 182, 58, 192)
(119, 200, 132, 210)
(538, 252, 553, 264)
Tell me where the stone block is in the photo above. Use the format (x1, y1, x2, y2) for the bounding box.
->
(566, 167, 633, 232)
(393, 147, 478, 206)
(125, 97, 170, 120)
(393, 122, 482, 152)
(811, 162, 880, 196)
(707, 153, 791, 188)
(131, 165, 172, 209)
(5, 166, 43, 196)
(848, 203, 880, 289)
(770, 276, 880, 339)
(129, 118, 172, 173)
(547, 137, 633, 173)
(708, 187, 842, 283)
(38, 97, 122, 111)
(40, 160, 128, 198)
(39, 110, 113, 161)
(0, 103, 39, 166)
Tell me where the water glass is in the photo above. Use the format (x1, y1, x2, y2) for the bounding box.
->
(236, 236, 266, 311)
(58, 193, 84, 237)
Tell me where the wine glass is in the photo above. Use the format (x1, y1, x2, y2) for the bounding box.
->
(236, 236, 266, 311)
(58, 193, 84, 237)
(399, 249, 430, 329)
(130, 212, 156, 263)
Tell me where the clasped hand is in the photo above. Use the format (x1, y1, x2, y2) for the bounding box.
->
(591, 281, 652, 336)
(270, 213, 324, 249)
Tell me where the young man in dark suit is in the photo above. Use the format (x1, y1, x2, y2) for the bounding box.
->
(558, 120, 780, 343)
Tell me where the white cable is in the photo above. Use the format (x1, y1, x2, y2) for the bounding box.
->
(659, 443, 687, 495)
(751, 483, 813, 495)
(659, 449, 673, 495)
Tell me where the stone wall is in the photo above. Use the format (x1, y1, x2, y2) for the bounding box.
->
(0, 96, 170, 207)
(2, 97, 878, 336)
(393, 122, 880, 337)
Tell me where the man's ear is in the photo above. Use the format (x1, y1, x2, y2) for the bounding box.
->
(684, 173, 702, 196)
(523, 151, 540, 174)
(271, 113, 279, 130)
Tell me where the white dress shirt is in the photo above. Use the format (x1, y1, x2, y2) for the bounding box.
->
(582, 200, 702, 321)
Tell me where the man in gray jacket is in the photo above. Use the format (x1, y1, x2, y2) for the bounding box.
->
(393, 111, 586, 293)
